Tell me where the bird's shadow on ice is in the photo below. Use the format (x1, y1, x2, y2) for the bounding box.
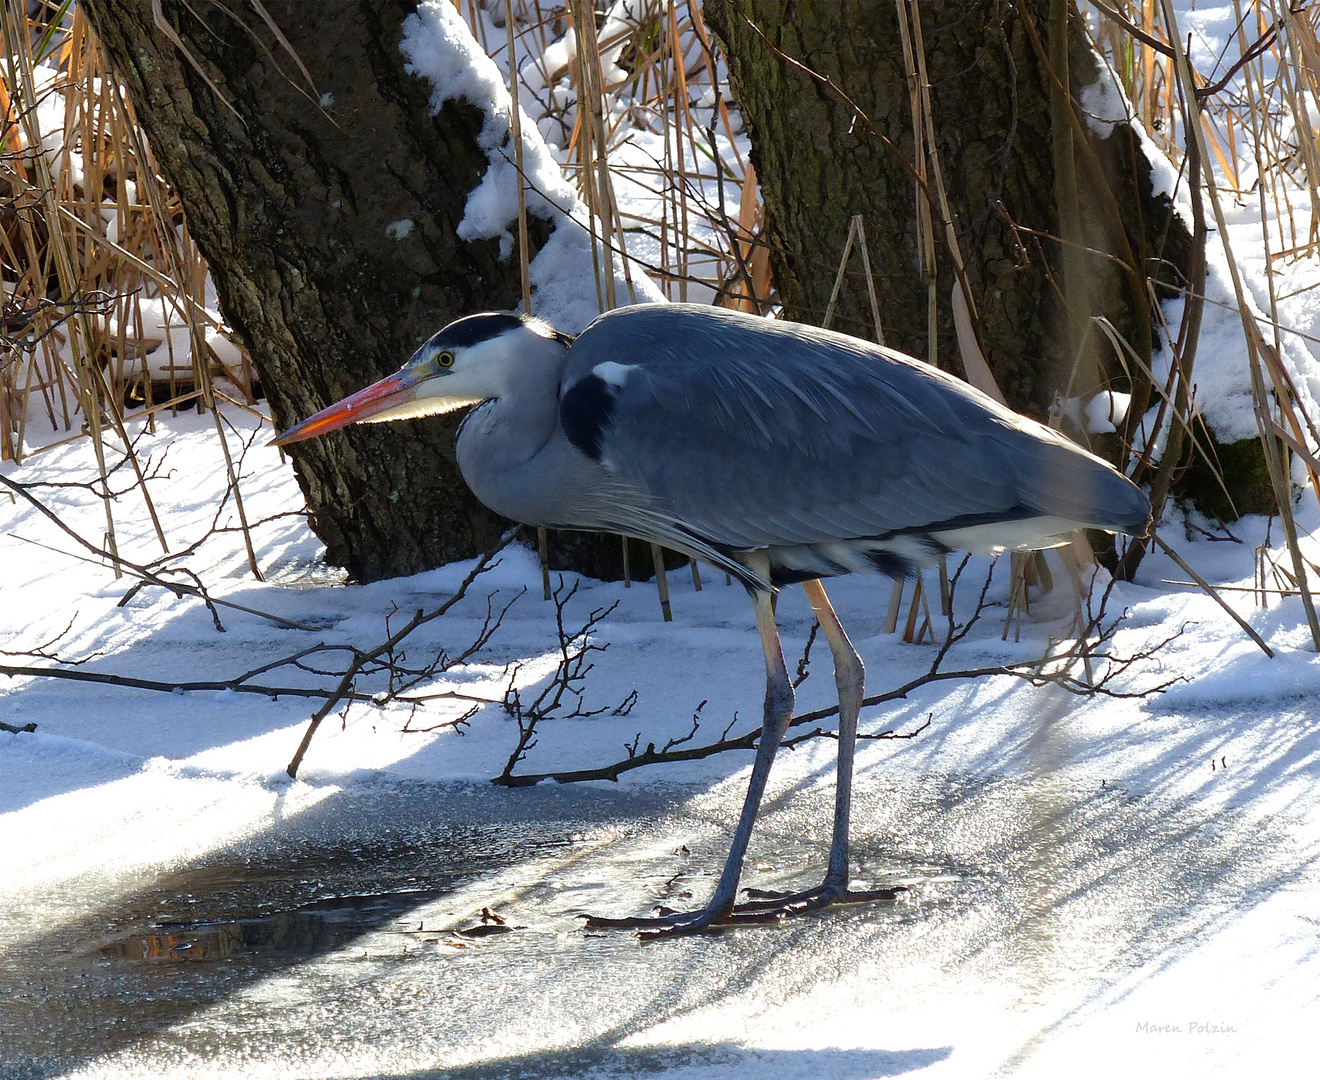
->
(363, 1043, 952, 1080)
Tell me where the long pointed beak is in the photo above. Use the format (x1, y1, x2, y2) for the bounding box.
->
(269, 368, 426, 447)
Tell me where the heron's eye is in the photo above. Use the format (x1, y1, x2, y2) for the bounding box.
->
(437, 351, 455, 368)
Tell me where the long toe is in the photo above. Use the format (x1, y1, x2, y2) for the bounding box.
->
(581, 884, 908, 935)
(581, 898, 801, 936)
(581, 903, 734, 935)
(733, 883, 909, 917)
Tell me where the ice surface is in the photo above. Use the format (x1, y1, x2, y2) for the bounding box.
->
(5, 3, 1320, 1077)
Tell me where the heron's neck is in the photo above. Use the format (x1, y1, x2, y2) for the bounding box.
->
(454, 341, 567, 492)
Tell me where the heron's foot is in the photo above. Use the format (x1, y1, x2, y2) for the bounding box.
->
(582, 883, 907, 938)
(734, 881, 909, 918)
(581, 901, 783, 939)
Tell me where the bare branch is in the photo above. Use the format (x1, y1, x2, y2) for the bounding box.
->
(495, 575, 632, 783)
(494, 564, 1184, 787)
(1, 475, 317, 631)
(285, 525, 524, 778)
(0, 720, 38, 734)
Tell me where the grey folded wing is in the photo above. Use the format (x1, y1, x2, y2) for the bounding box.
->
(558, 306, 1148, 569)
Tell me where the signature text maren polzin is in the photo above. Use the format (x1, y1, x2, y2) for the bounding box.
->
(1135, 1021, 1237, 1035)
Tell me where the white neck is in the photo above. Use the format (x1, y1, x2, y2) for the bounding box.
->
(452, 333, 570, 512)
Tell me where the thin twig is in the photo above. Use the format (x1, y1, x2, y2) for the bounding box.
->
(285, 525, 523, 777)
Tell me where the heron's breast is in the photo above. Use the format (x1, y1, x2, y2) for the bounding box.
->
(456, 409, 606, 528)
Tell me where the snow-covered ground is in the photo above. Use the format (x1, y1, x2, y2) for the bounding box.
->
(4, 398, 1320, 1078)
(6, 2, 1320, 1077)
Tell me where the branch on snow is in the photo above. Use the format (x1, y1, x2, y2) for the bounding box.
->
(493, 575, 631, 784)
(492, 558, 1186, 787)
(0, 473, 315, 632)
(285, 525, 524, 778)
(0, 521, 525, 769)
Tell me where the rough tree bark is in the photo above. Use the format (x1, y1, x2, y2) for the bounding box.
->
(705, 0, 1191, 431)
(82, 0, 627, 582)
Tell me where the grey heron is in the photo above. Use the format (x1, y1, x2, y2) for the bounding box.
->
(272, 303, 1149, 936)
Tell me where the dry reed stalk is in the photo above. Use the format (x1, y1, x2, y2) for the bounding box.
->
(688, 0, 746, 172)
(561, 0, 669, 614)
(650, 542, 673, 621)
(674, 8, 762, 314)
(1154, 533, 1274, 656)
(481, 1, 758, 312)
(851, 216, 884, 345)
(821, 218, 860, 332)
(884, 578, 905, 634)
(1233, 0, 1295, 417)
(906, 0, 993, 388)
(666, 0, 690, 302)
(1138, 0, 1156, 131)
(502, 0, 551, 601)
(820, 214, 884, 344)
(1161, 0, 1320, 650)
(578, 1, 640, 304)
(2, 1, 237, 476)
(568, 1, 612, 307)
(561, 7, 604, 310)
(5, 4, 121, 565)
(895, 0, 937, 364)
(1002, 552, 1029, 643)
(504, 0, 534, 314)
(116, 78, 264, 580)
(724, 158, 762, 312)
(896, 569, 934, 645)
(1278, 5, 1320, 250)
(902, 573, 925, 643)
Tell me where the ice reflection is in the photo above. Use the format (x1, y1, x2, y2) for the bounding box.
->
(100, 889, 447, 962)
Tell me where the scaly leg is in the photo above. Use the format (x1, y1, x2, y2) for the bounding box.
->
(585, 577, 795, 936)
(736, 579, 903, 915)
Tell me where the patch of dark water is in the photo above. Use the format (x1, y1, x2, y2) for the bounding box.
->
(99, 888, 446, 962)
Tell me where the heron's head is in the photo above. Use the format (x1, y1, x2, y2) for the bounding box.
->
(270, 312, 570, 447)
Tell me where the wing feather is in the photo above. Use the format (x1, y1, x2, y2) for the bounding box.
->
(559, 305, 1147, 552)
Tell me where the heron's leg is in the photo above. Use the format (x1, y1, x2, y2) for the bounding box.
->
(584, 583, 796, 935)
(734, 579, 902, 915)
(806, 578, 863, 889)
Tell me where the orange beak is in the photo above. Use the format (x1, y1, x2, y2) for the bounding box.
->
(269, 368, 427, 447)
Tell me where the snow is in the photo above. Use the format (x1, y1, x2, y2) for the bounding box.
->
(1084, 390, 1131, 434)
(5, 2, 1320, 1078)
(1077, 47, 1187, 208)
(1078, 57, 1134, 141)
(399, 0, 665, 332)
(1075, 4, 1320, 453)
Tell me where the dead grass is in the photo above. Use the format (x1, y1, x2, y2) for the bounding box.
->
(1, 3, 253, 469)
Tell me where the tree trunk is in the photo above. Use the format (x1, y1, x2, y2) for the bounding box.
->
(705, 0, 1191, 430)
(82, 0, 631, 582)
